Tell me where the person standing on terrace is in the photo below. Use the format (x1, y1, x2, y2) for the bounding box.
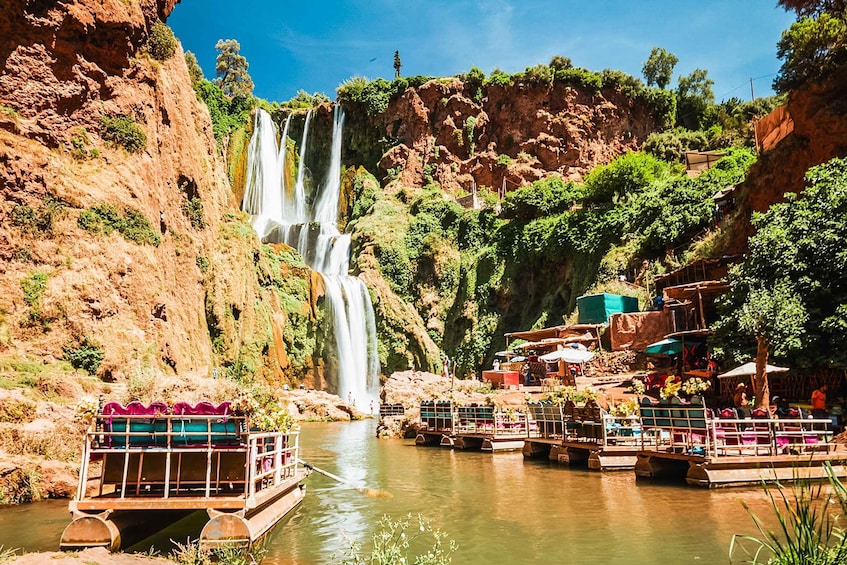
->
(812, 384, 828, 419)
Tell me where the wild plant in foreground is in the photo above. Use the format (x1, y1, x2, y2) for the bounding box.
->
(730, 463, 847, 564)
(339, 513, 457, 564)
(170, 538, 266, 565)
(0, 546, 19, 564)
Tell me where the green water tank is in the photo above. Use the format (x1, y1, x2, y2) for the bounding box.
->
(576, 293, 639, 324)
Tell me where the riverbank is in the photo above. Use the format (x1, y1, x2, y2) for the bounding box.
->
(6, 548, 168, 564)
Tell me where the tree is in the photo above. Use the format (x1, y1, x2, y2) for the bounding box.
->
(184, 51, 204, 86)
(641, 47, 678, 89)
(778, 0, 847, 17)
(736, 281, 808, 409)
(214, 39, 254, 99)
(773, 13, 847, 93)
(393, 50, 402, 79)
(676, 68, 714, 129)
(712, 157, 847, 405)
(549, 55, 573, 71)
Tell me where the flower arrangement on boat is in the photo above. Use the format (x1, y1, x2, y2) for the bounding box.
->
(659, 376, 682, 400)
(627, 379, 646, 395)
(609, 398, 640, 418)
(545, 386, 599, 406)
(76, 396, 100, 423)
(231, 389, 295, 433)
(681, 377, 712, 396)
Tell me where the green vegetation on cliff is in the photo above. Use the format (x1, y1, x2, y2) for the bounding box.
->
(350, 148, 755, 376)
(713, 156, 847, 370)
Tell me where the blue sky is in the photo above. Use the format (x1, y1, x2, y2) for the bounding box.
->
(169, 1, 796, 103)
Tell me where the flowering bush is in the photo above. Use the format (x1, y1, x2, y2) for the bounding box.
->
(610, 398, 640, 418)
(681, 377, 712, 396)
(75, 397, 99, 423)
(627, 379, 646, 395)
(231, 388, 295, 433)
(660, 376, 682, 400)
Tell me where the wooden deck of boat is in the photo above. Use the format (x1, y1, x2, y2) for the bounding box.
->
(62, 411, 307, 551)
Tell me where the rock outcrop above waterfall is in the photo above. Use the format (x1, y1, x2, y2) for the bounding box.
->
(339, 76, 667, 192)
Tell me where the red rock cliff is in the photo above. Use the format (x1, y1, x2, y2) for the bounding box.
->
(0, 0, 306, 383)
(368, 78, 662, 192)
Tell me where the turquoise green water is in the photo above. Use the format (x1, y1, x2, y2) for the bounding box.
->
(0, 420, 775, 563)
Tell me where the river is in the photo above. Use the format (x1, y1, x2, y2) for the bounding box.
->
(0, 420, 775, 563)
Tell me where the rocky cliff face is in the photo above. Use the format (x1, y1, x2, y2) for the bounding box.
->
(728, 71, 847, 253)
(0, 0, 318, 385)
(350, 78, 661, 192)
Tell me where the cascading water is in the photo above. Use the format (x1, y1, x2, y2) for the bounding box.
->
(243, 106, 380, 411)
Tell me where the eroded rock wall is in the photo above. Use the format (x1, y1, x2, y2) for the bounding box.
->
(0, 0, 316, 384)
(347, 77, 661, 192)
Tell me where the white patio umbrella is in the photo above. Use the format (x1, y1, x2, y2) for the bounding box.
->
(539, 348, 595, 364)
(717, 361, 789, 379)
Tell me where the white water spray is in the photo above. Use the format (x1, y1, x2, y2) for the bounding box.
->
(243, 106, 380, 412)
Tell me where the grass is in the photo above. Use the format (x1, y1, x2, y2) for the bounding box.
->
(171, 538, 266, 565)
(0, 398, 36, 423)
(0, 104, 18, 119)
(338, 513, 457, 565)
(730, 463, 847, 564)
(0, 422, 82, 462)
(0, 546, 19, 563)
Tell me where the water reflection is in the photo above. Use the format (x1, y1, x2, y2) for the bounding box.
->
(0, 420, 775, 564)
(266, 421, 774, 564)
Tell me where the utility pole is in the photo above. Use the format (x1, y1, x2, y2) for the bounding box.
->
(750, 77, 755, 101)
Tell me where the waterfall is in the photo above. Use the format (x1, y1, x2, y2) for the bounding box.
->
(243, 107, 380, 412)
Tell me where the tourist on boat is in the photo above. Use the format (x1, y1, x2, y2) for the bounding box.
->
(770, 395, 790, 418)
(812, 384, 828, 419)
(734, 382, 751, 419)
(493, 358, 500, 371)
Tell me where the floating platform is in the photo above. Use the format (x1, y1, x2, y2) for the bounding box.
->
(523, 438, 639, 470)
(60, 402, 307, 551)
(636, 396, 847, 487)
(523, 401, 642, 470)
(414, 431, 451, 446)
(635, 450, 847, 487)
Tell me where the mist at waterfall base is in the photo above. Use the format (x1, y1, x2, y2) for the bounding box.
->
(242, 107, 379, 412)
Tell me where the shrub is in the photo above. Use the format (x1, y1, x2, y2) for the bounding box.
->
(464, 116, 476, 155)
(62, 336, 105, 374)
(9, 199, 62, 236)
(21, 271, 48, 310)
(496, 154, 512, 167)
(461, 66, 486, 102)
(554, 67, 603, 91)
(147, 21, 177, 61)
(100, 115, 146, 153)
(196, 255, 210, 273)
(193, 79, 255, 145)
(484, 68, 511, 88)
(78, 204, 161, 246)
(283, 90, 331, 109)
(0, 399, 37, 423)
(182, 197, 205, 229)
(122, 208, 162, 245)
(70, 128, 93, 160)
